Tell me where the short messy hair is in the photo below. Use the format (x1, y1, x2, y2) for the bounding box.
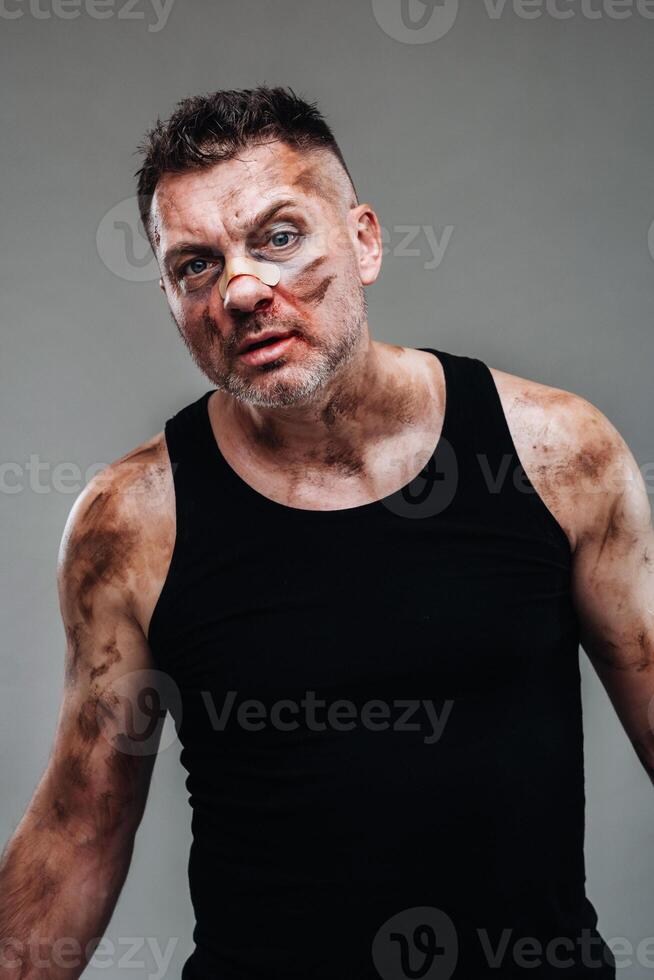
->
(134, 85, 358, 240)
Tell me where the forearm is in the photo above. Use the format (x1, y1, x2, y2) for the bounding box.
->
(0, 810, 132, 979)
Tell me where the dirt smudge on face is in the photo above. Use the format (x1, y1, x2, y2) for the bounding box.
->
(296, 275, 337, 307)
(292, 167, 340, 205)
(201, 305, 217, 346)
(52, 798, 67, 823)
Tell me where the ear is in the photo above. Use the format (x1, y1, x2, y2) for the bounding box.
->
(347, 204, 383, 286)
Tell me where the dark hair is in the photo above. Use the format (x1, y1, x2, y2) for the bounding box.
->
(134, 85, 357, 239)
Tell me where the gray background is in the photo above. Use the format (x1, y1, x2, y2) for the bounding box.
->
(2, 1, 653, 976)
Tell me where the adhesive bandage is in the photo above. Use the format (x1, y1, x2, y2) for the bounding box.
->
(218, 256, 281, 299)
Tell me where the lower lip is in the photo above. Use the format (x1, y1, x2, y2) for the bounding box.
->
(237, 333, 299, 366)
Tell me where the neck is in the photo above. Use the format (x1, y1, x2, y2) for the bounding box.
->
(211, 340, 433, 476)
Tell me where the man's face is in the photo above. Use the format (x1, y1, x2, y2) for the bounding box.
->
(152, 141, 381, 408)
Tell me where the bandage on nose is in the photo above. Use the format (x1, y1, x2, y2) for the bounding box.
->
(218, 256, 281, 299)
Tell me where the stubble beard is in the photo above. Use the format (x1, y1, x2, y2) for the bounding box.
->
(177, 278, 369, 409)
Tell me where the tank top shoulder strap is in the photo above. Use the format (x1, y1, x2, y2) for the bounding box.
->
(447, 350, 516, 458)
(161, 389, 224, 524)
(420, 346, 570, 555)
(163, 390, 214, 467)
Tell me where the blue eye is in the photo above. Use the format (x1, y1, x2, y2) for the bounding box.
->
(185, 259, 209, 275)
(270, 231, 296, 248)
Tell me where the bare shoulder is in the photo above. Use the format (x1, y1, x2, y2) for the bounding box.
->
(488, 364, 635, 552)
(58, 431, 175, 635)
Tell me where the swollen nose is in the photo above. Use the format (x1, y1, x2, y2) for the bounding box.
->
(222, 275, 272, 313)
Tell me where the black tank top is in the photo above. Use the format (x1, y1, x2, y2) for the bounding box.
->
(147, 348, 615, 979)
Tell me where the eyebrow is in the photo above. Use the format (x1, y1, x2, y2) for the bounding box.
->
(162, 198, 304, 270)
(248, 197, 303, 229)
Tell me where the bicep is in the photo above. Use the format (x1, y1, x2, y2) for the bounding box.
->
(39, 612, 162, 847)
(571, 439, 654, 764)
(33, 481, 165, 848)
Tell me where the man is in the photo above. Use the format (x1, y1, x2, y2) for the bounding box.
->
(0, 86, 652, 979)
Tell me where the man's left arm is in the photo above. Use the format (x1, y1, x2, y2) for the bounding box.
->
(570, 408, 654, 784)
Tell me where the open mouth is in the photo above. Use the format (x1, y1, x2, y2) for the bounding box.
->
(245, 336, 286, 352)
(240, 332, 295, 354)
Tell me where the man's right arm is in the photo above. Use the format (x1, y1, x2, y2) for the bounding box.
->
(0, 461, 165, 978)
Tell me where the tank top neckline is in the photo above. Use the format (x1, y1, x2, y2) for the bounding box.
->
(198, 347, 451, 518)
